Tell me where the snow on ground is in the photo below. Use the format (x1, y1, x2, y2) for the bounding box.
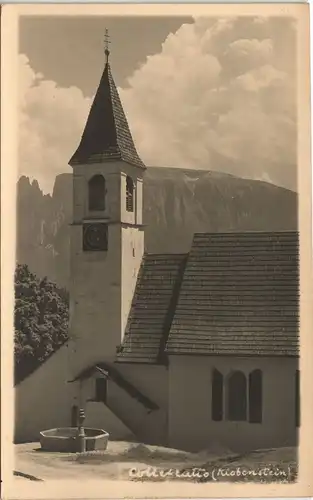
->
(14, 441, 297, 483)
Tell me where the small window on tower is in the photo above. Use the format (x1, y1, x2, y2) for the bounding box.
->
(88, 175, 105, 211)
(126, 176, 134, 212)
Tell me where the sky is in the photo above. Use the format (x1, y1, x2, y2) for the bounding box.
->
(19, 15, 297, 194)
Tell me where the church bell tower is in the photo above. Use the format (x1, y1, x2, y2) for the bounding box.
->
(68, 34, 146, 375)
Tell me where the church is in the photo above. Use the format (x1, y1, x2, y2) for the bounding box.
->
(15, 41, 300, 453)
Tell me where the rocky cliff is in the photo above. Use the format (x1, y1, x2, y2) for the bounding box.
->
(16, 167, 297, 288)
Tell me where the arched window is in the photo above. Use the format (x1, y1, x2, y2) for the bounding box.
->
(126, 176, 134, 212)
(295, 369, 300, 427)
(249, 369, 263, 423)
(227, 371, 247, 421)
(88, 175, 105, 211)
(212, 369, 223, 421)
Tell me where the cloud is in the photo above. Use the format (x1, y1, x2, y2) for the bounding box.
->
(19, 16, 297, 193)
(19, 55, 91, 193)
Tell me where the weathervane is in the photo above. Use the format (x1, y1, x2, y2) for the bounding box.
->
(104, 28, 111, 63)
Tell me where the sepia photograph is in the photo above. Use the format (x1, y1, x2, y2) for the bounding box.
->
(1, 3, 312, 498)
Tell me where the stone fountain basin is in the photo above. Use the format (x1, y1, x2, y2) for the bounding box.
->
(40, 427, 109, 453)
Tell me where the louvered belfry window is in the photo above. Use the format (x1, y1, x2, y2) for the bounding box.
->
(88, 174, 105, 211)
(126, 176, 134, 212)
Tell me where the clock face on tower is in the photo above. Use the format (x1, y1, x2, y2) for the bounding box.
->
(83, 223, 108, 252)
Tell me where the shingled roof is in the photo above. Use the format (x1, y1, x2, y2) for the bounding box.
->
(69, 61, 145, 169)
(165, 231, 299, 357)
(116, 253, 187, 363)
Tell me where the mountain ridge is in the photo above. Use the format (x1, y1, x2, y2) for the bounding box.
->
(17, 166, 298, 288)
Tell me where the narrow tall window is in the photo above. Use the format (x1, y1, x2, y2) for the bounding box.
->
(126, 176, 134, 212)
(249, 369, 263, 423)
(227, 371, 247, 421)
(88, 174, 105, 211)
(95, 377, 107, 403)
(212, 369, 223, 421)
(295, 369, 300, 427)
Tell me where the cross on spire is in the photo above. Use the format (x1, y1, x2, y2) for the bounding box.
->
(104, 28, 111, 63)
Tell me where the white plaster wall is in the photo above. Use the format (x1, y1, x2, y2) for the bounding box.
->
(69, 160, 146, 432)
(72, 173, 85, 223)
(168, 355, 298, 453)
(73, 377, 135, 440)
(136, 179, 143, 225)
(117, 364, 169, 410)
(107, 378, 167, 445)
(108, 364, 168, 445)
(121, 227, 144, 335)
(70, 161, 145, 376)
(84, 401, 135, 441)
(77, 364, 168, 444)
(69, 222, 122, 374)
(14, 343, 74, 443)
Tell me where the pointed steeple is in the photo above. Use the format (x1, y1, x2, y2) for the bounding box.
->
(69, 34, 145, 169)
